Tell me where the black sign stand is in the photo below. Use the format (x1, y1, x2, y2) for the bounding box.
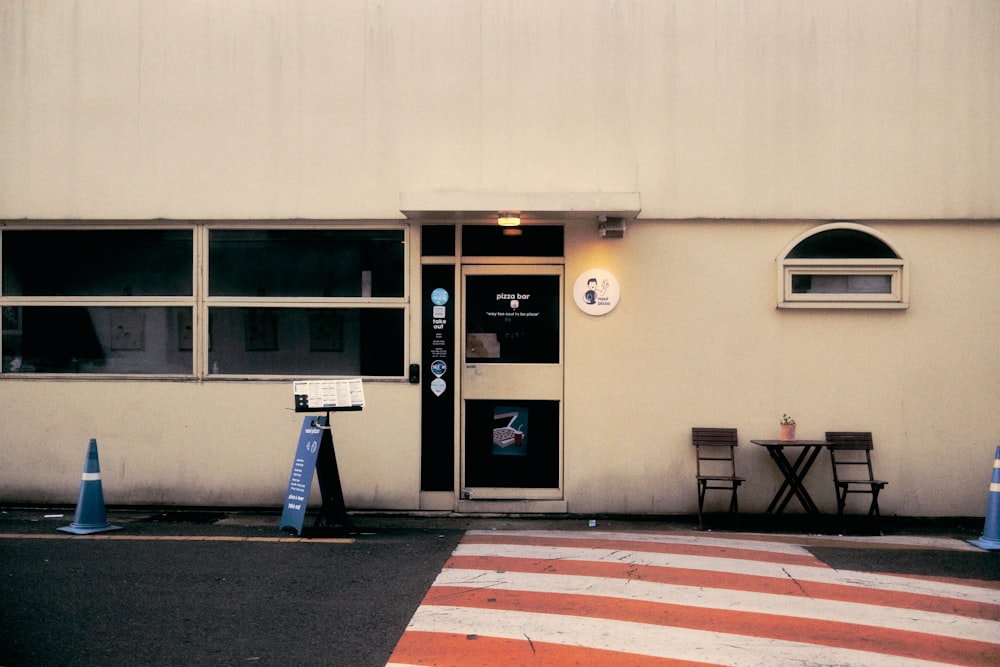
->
(310, 410, 358, 536)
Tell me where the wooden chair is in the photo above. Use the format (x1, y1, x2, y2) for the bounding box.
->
(825, 431, 888, 528)
(692, 428, 744, 530)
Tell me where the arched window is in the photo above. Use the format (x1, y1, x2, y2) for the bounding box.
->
(777, 223, 908, 309)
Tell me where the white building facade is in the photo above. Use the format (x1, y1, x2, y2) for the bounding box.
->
(1, 1, 998, 517)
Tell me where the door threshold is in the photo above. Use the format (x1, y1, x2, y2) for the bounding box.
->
(457, 499, 568, 514)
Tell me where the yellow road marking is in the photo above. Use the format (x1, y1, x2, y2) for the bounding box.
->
(0, 533, 354, 543)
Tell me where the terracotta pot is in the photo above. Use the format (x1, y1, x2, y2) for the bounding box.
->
(780, 424, 796, 441)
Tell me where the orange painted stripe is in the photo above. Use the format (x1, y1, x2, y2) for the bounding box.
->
(421, 587, 1000, 667)
(444, 555, 1000, 621)
(463, 533, 826, 568)
(389, 630, 721, 667)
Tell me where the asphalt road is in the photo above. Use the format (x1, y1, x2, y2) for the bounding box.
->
(0, 513, 463, 667)
(1, 509, 997, 666)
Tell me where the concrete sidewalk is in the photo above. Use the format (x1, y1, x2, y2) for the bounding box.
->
(1, 506, 997, 572)
(2, 504, 988, 535)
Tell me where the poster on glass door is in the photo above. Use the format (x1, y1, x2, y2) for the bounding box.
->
(492, 405, 528, 457)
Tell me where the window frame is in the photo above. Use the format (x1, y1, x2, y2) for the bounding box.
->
(1, 223, 197, 378)
(201, 223, 409, 380)
(776, 223, 909, 310)
(1, 222, 410, 380)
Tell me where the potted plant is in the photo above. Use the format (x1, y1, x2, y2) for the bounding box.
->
(780, 414, 796, 441)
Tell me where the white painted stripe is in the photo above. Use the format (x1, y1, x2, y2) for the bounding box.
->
(432, 568, 1000, 644)
(467, 528, 814, 556)
(81, 472, 102, 481)
(405, 605, 956, 667)
(455, 543, 818, 579)
(467, 528, 980, 553)
(452, 542, 1000, 603)
(990, 482, 1000, 492)
(993, 459, 999, 468)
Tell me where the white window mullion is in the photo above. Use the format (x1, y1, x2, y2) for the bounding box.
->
(195, 224, 208, 378)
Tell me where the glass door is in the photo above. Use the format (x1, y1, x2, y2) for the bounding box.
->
(461, 265, 563, 499)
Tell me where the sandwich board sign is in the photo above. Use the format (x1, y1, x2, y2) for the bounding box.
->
(280, 379, 364, 536)
(278, 416, 323, 535)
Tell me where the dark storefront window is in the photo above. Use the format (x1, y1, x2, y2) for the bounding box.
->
(3, 229, 193, 297)
(7, 306, 192, 374)
(209, 229, 404, 298)
(2, 229, 194, 374)
(1, 226, 408, 377)
(206, 307, 403, 377)
(461, 225, 563, 257)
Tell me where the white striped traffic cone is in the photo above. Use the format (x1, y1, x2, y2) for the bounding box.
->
(58, 439, 121, 535)
(969, 445, 1000, 551)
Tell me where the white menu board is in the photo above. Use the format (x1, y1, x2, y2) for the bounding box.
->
(293, 379, 365, 410)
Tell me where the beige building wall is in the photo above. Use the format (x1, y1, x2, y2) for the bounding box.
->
(564, 220, 1000, 516)
(0, 381, 422, 508)
(2, 1, 997, 219)
(1, 1, 998, 516)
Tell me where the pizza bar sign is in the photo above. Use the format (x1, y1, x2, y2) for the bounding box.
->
(489, 292, 539, 318)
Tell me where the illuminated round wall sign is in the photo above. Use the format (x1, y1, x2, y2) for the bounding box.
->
(573, 269, 621, 316)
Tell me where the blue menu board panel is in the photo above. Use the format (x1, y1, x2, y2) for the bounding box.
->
(278, 416, 323, 535)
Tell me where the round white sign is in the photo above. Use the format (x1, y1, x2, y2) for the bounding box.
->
(573, 269, 620, 316)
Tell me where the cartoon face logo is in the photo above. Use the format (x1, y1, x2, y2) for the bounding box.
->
(510, 299, 519, 310)
(574, 269, 620, 316)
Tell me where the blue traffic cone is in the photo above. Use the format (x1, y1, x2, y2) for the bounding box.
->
(970, 445, 1000, 551)
(58, 439, 121, 535)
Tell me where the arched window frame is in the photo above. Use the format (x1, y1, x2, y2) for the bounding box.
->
(777, 223, 908, 310)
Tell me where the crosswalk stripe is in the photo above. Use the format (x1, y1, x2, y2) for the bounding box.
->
(397, 606, 966, 667)
(467, 529, 820, 555)
(462, 532, 826, 567)
(389, 630, 718, 667)
(388, 530, 1000, 666)
(423, 586, 999, 663)
(451, 543, 1000, 606)
(467, 528, 984, 553)
(429, 569, 1000, 642)
(446, 553, 1000, 619)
